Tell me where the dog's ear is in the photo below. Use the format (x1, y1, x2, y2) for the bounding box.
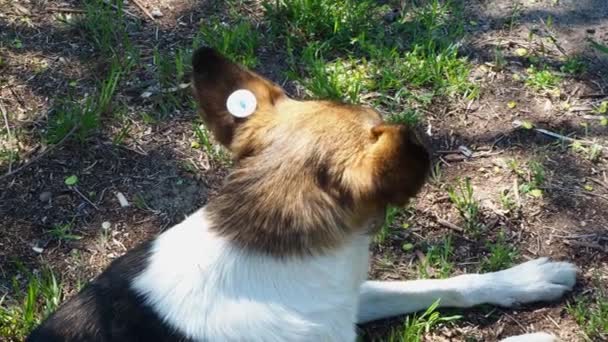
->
(191, 47, 286, 147)
(350, 124, 431, 206)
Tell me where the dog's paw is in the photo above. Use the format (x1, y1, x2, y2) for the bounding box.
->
(500, 332, 558, 342)
(483, 257, 577, 307)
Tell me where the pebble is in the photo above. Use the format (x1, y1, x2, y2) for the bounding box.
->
(39, 191, 52, 202)
(102, 221, 112, 231)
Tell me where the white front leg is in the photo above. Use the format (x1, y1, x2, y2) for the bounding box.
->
(357, 257, 577, 324)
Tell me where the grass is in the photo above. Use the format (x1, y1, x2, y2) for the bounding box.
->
(0, 267, 62, 340)
(385, 299, 461, 342)
(375, 206, 402, 245)
(567, 288, 608, 341)
(195, 19, 260, 69)
(418, 236, 455, 279)
(447, 178, 482, 234)
(509, 159, 546, 198)
(525, 66, 561, 92)
(274, 0, 477, 107)
(480, 230, 518, 272)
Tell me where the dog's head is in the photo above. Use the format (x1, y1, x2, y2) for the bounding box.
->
(192, 47, 430, 256)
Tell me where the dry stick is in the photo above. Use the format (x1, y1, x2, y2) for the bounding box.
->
(513, 120, 608, 151)
(0, 125, 78, 181)
(435, 216, 464, 232)
(71, 186, 100, 210)
(0, 103, 13, 173)
(130, 0, 156, 21)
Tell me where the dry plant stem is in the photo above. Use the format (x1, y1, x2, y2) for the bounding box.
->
(1, 103, 13, 173)
(0, 125, 79, 181)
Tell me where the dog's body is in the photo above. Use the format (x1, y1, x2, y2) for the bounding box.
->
(28, 48, 577, 342)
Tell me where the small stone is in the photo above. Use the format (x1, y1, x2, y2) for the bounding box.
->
(151, 7, 163, 17)
(32, 246, 44, 254)
(39, 191, 52, 202)
(102, 221, 112, 230)
(17, 112, 28, 121)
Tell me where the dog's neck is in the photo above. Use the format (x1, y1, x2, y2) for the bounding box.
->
(205, 163, 384, 258)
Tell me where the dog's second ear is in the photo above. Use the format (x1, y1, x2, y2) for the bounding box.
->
(191, 47, 286, 147)
(348, 124, 431, 207)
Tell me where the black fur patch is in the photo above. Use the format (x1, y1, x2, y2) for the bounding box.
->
(26, 241, 192, 342)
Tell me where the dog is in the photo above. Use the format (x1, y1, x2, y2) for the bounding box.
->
(27, 47, 577, 342)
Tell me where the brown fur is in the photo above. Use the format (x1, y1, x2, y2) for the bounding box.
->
(192, 47, 431, 257)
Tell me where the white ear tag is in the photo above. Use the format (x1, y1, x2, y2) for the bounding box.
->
(226, 89, 257, 118)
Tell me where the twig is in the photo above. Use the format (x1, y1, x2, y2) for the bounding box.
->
(513, 120, 608, 151)
(71, 186, 100, 210)
(0, 103, 13, 173)
(0, 125, 78, 181)
(130, 0, 156, 21)
(435, 217, 464, 232)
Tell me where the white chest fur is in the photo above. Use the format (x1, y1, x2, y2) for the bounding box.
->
(131, 208, 371, 341)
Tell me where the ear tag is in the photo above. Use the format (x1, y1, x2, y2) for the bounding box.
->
(226, 89, 257, 118)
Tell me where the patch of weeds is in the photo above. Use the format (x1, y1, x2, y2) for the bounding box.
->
(386, 299, 461, 342)
(447, 178, 482, 234)
(375, 206, 401, 245)
(525, 66, 561, 93)
(512, 160, 545, 198)
(0, 267, 62, 340)
(386, 109, 420, 126)
(264, 0, 376, 51)
(149, 48, 191, 116)
(195, 19, 259, 68)
(570, 141, 603, 163)
(429, 162, 443, 186)
(81, 0, 139, 65)
(567, 288, 608, 341)
(48, 221, 82, 242)
(561, 57, 586, 75)
(46, 62, 122, 143)
(480, 230, 518, 272)
(418, 236, 454, 279)
(193, 124, 231, 165)
(499, 189, 518, 213)
(293, 44, 374, 103)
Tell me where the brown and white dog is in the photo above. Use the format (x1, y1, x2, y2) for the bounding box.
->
(27, 47, 577, 342)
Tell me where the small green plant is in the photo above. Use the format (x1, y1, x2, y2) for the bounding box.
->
(429, 162, 443, 185)
(375, 206, 401, 244)
(499, 189, 518, 212)
(386, 109, 420, 126)
(516, 160, 546, 197)
(48, 222, 82, 242)
(525, 66, 561, 92)
(193, 124, 230, 164)
(561, 57, 586, 75)
(419, 236, 455, 279)
(447, 178, 482, 233)
(81, 0, 138, 65)
(0, 267, 62, 340)
(46, 62, 122, 144)
(481, 231, 518, 272)
(567, 289, 608, 341)
(386, 299, 461, 342)
(571, 141, 603, 162)
(195, 20, 259, 68)
(264, 0, 375, 51)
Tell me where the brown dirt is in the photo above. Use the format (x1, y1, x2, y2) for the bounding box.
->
(1, 0, 607, 341)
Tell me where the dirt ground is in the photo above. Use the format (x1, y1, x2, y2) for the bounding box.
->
(1, 0, 607, 341)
